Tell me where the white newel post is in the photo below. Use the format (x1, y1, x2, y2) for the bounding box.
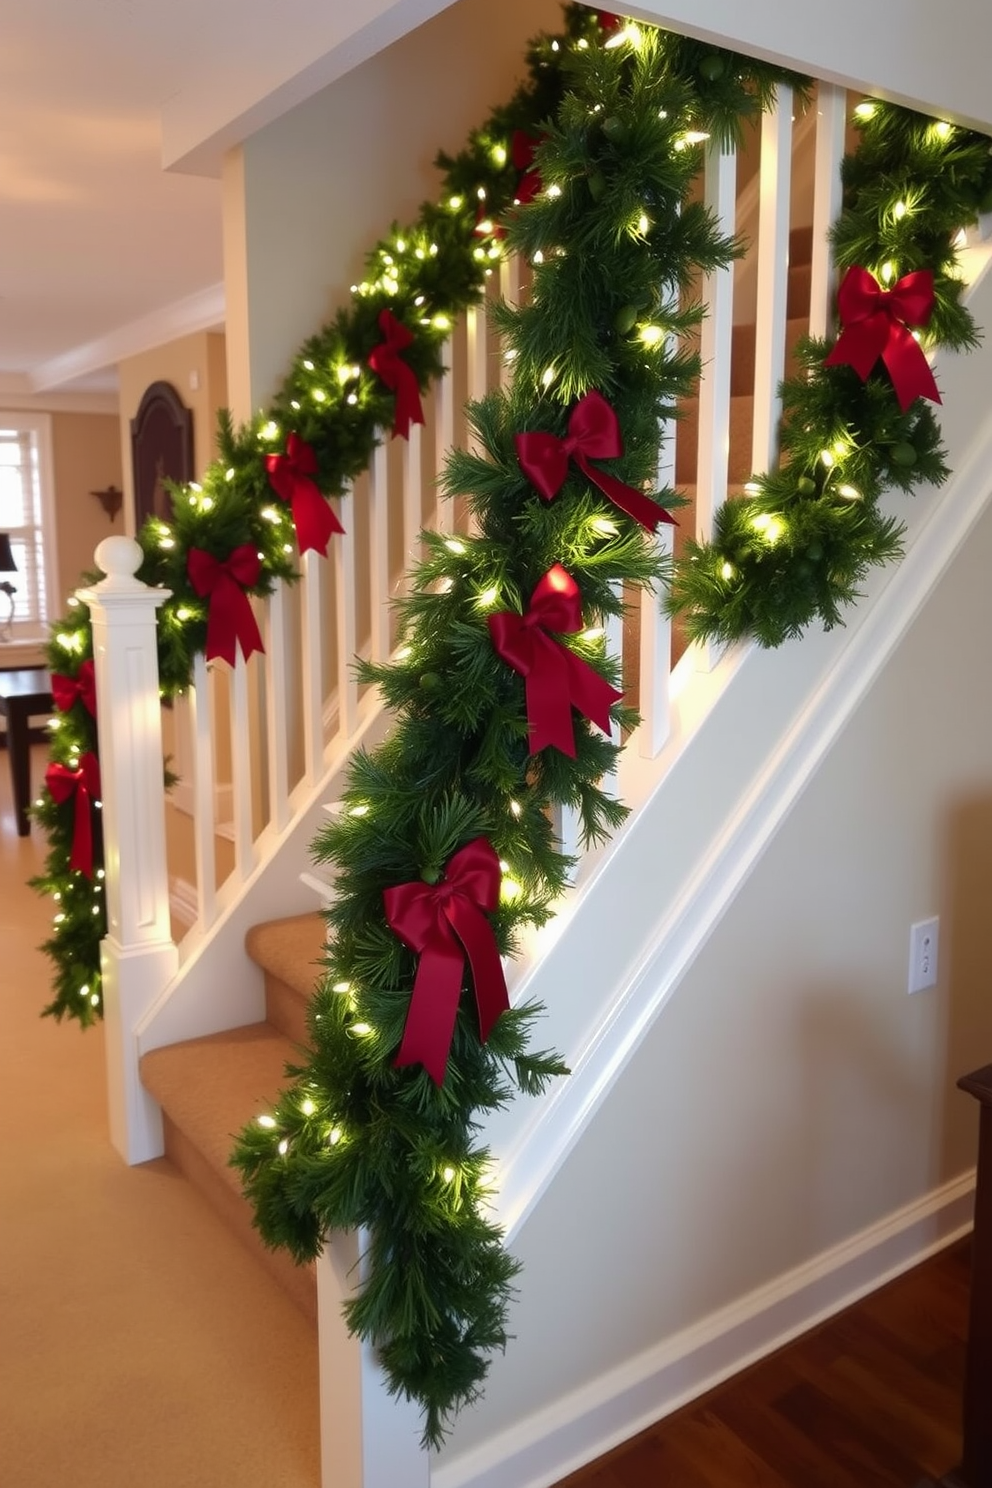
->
(78, 536, 179, 1166)
(317, 1233, 431, 1488)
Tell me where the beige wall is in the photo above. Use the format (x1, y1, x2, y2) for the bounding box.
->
(50, 412, 124, 607)
(443, 486, 992, 1456)
(230, 0, 561, 414)
(117, 330, 228, 532)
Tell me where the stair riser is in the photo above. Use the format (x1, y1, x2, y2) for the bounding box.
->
(265, 972, 311, 1048)
(162, 1114, 317, 1325)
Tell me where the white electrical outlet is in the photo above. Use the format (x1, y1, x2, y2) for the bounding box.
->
(908, 916, 939, 994)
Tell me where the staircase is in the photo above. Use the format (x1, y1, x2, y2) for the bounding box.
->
(77, 23, 992, 1488)
(127, 188, 822, 1352)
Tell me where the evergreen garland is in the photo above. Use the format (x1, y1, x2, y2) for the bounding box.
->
(28, 4, 989, 1450)
(230, 17, 800, 1449)
(667, 101, 992, 646)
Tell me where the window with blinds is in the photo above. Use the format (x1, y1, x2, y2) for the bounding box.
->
(0, 417, 53, 639)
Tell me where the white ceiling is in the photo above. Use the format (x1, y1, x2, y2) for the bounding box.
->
(7, 0, 992, 402)
(0, 0, 451, 399)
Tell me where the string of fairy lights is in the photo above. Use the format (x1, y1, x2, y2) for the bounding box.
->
(28, 11, 990, 1440)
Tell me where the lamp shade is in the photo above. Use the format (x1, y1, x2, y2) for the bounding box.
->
(0, 534, 16, 573)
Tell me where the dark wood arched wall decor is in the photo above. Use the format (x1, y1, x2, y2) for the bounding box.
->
(130, 381, 194, 528)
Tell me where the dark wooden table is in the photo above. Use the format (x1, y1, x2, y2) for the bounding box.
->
(0, 668, 53, 835)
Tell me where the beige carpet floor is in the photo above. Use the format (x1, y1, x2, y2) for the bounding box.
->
(0, 745, 320, 1488)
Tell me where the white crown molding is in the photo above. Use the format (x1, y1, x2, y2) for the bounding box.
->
(30, 283, 226, 394)
(0, 375, 119, 416)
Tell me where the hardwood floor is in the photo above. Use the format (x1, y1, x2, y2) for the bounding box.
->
(554, 1240, 971, 1488)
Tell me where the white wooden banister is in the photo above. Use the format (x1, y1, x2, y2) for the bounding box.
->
(78, 535, 177, 1165)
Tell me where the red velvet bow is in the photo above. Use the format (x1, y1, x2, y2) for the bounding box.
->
(265, 433, 343, 556)
(597, 11, 623, 34)
(51, 659, 96, 717)
(512, 130, 544, 206)
(46, 752, 101, 877)
(488, 564, 622, 757)
(516, 389, 674, 532)
(186, 546, 265, 667)
(368, 309, 425, 441)
(824, 266, 941, 412)
(383, 837, 509, 1085)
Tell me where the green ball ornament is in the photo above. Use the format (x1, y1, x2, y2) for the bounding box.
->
(796, 476, 817, 496)
(587, 170, 607, 202)
(614, 304, 638, 335)
(890, 441, 917, 467)
(418, 671, 442, 692)
(699, 53, 726, 82)
(602, 116, 625, 141)
(806, 541, 824, 562)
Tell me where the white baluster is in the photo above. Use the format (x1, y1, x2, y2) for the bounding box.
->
(402, 425, 423, 564)
(264, 586, 290, 834)
(434, 338, 455, 536)
(335, 488, 358, 737)
(696, 140, 738, 675)
(370, 443, 391, 662)
(78, 535, 179, 1166)
(301, 548, 326, 781)
(230, 648, 255, 882)
(499, 255, 522, 396)
(809, 83, 846, 341)
(190, 649, 217, 931)
(602, 579, 624, 800)
(752, 85, 794, 471)
(638, 522, 674, 759)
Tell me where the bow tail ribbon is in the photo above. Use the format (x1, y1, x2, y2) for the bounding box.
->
(521, 631, 619, 757)
(205, 575, 264, 668)
(576, 453, 675, 532)
(51, 658, 97, 716)
(523, 632, 578, 756)
(368, 310, 425, 440)
(46, 754, 101, 877)
(394, 925, 466, 1086)
(512, 130, 544, 205)
(288, 481, 343, 556)
(879, 322, 941, 409)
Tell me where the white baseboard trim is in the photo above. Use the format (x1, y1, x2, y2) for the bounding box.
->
(433, 1171, 974, 1488)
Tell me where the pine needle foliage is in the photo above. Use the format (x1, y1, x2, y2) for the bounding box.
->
(230, 14, 802, 1450)
(30, 5, 801, 1029)
(667, 100, 992, 648)
(29, 598, 106, 1025)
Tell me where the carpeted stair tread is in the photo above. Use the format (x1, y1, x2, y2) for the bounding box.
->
(141, 1024, 318, 1323)
(245, 912, 327, 999)
(141, 1023, 297, 1193)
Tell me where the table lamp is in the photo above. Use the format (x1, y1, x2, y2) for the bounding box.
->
(0, 534, 17, 643)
